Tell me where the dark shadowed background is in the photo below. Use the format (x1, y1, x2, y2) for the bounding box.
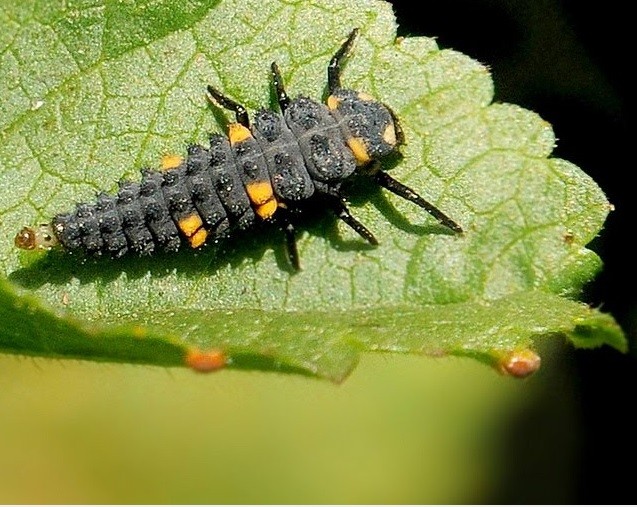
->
(389, 0, 634, 502)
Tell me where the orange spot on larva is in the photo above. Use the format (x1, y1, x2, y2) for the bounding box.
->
(185, 348, 227, 373)
(161, 153, 184, 170)
(178, 214, 204, 237)
(188, 227, 208, 248)
(346, 137, 371, 165)
(255, 198, 278, 219)
(228, 123, 252, 145)
(327, 95, 340, 110)
(498, 349, 541, 378)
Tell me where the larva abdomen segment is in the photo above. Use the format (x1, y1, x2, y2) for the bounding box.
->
(208, 134, 255, 230)
(51, 157, 220, 256)
(252, 109, 314, 202)
(185, 144, 230, 239)
(117, 181, 155, 256)
(95, 192, 128, 258)
(50, 131, 265, 256)
(136, 171, 177, 252)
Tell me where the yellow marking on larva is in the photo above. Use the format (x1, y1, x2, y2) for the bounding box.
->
(189, 228, 208, 248)
(228, 123, 252, 145)
(347, 137, 372, 165)
(327, 95, 340, 110)
(246, 181, 275, 206)
(256, 198, 278, 219)
(161, 153, 184, 170)
(357, 91, 374, 101)
(246, 181, 278, 219)
(178, 214, 204, 237)
(383, 123, 397, 146)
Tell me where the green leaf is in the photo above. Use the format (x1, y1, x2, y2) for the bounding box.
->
(0, 0, 626, 381)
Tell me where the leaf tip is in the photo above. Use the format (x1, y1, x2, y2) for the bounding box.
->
(497, 349, 541, 378)
(185, 348, 227, 373)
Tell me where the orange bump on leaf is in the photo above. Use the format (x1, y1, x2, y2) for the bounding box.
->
(185, 348, 227, 373)
(498, 349, 541, 378)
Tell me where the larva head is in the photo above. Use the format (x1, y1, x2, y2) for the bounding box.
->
(327, 88, 404, 166)
(14, 224, 59, 251)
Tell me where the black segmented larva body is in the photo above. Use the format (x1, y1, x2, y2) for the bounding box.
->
(15, 29, 462, 270)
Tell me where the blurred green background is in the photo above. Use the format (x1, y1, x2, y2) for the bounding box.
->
(1, 345, 579, 504)
(1, 0, 634, 503)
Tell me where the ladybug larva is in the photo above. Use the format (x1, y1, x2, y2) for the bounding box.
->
(14, 29, 462, 270)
